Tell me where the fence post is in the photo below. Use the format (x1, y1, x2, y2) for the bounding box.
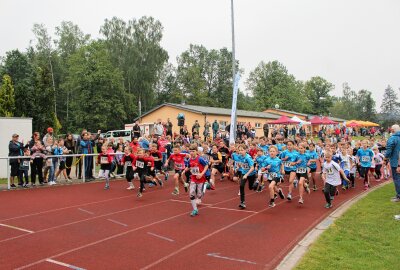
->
(82, 155, 86, 183)
(7, 157, 10, 190)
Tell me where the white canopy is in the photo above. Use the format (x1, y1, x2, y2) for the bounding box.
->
(291, 116, 311, 125)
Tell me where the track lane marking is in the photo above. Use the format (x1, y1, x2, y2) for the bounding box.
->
(77, 208, 94, 215)
(0, 223, 34, 234)
(207, 252, 257, 265)
(46, 259, 86, 270)
(147, 232, 174, 242)
(107, 219, 128, 227)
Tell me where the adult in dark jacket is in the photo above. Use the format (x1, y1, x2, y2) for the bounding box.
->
(8, 134, 23, 188)
(64, 133, 75, 179)
(385, 125, 400, 202)
(132, 121, 141, 139)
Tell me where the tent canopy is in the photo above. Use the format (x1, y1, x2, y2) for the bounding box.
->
(291, 116, 311, 125)
(269, 115, 300, 125)
(309, 116, 325, 125)
(322, 116, 338, 125)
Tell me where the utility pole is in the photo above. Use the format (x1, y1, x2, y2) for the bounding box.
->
(229, 0, 238, 145)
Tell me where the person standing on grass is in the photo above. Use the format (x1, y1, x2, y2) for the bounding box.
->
(385, 124, 400, 202)
(8, 134, 24, 188)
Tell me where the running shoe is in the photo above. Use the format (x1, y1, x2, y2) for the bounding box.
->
(269, 201, 276, 208)
(184, 182, 189, 192)
(127, 186, 135, 190)
(305, 184, 311, 194)
(165, 172, 169, 181)
(66, 179, 73, 183)
(299, 197, 304, 204)
(335, 189, 339, 196)
(148, 183, 155, 188)
(325, 203, 332, 209)
(23, 183, 29, 188)
(287, 193, 292, 201)
(252, 180, 259, 190)
(278, 189, 285, 199)
(238, 202, 246, 209)
(104, 185, 110, 190)
(137, 192, 143, 197)
(190, 209, 199, 217)
(293, 179, 298, 188)
(172, 188, 179, 195)
(31, 183, 36, 187)
(158, 179, 164, 187)
(312, 185, 318, 191)
(257, 185, 263, 193)
(391, 197, 400, 203)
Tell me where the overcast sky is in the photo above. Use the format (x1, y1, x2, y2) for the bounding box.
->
(1, 0, 399, 110)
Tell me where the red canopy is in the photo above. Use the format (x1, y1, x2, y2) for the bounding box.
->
(309, 116, 325, 125)
(322, 117, 338, 125)
(269, 115, 300, 125)
(346, 121, 359, 128)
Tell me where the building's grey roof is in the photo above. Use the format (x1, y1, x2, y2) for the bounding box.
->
(266, 108, 309, 117)
(136, 103, 280, 121)
(307, 115, 346, 122)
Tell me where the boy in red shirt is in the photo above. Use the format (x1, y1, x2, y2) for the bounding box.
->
(164, 145, 189, 195)
(135, 149, 156, 198)
(188, 144, 209, 217)
(121, 146, 136, 190)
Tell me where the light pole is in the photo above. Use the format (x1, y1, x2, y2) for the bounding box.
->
(229, 0, 238, 144)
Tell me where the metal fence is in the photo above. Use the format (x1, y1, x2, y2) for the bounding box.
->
(1, 153, 108, 190)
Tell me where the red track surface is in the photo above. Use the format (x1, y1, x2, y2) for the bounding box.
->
(0, 175, 385, 270)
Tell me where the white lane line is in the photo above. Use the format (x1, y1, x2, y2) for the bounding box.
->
(46, 259, 86, 270)
(77, 208, 94, 215)
(0, 223, 34, 233)
(207, 252, 257, 265)
(107, 219, 128, 227)
(208, 206, 257, 214)
(147, 232, 174, 242)
(170, 199, 212, 206)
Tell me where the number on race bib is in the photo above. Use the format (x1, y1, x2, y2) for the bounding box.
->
(283, 162, 292, 168)
(136, 161, 144, 168)
(190, 167, 200, 175)
(268, 172, 277, 180)
(327, 168, 334, 175)
(296, 167, 307, 174)
(125, 161, 132, 167)
(100, 157, 109, 164)
(175, 163, 183, 170)
(361, 156, 370, 162)
(23, 161, 30, 167)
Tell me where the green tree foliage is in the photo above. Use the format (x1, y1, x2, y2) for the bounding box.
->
(1, 50, 36, 118)
(329, 83, 377, 121)
(0, 74, 16, 116)
(64, 41, 131, 132)
(176, 44, 240, 108)
(246, 60, 306, 112)
(303, 76, 334, 115)
(380, 85, 400, 126)
(100, 16, 168, 112)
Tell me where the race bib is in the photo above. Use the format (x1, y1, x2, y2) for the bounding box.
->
(238, 162, 249, 170)
(100, 157, 109, 164)
(361, 156, 370, 162)
(190, 167, 200, 175)
(296, 167, 307, 174)
(125, 161, 132, 167)
(283, 162, 292, 168)
(23, 161, 30, 167)
(221, 153, 227, 157)
(136, 161, 144, 168)
(175, 163, 183, 170)
(268, 172, 278, 180)
(327, 167, 334, 175)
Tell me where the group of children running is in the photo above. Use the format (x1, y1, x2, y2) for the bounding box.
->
(96, 135, 390, 217)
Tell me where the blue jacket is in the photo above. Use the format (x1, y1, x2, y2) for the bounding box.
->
(385, 132, 400, 168)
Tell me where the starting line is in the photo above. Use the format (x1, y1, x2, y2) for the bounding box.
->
(46, 259, 86, 270)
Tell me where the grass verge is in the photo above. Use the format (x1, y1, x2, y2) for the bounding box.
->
(295, 183, 400, 270)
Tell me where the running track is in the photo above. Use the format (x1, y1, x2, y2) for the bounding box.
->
(0, 176, 385, 270)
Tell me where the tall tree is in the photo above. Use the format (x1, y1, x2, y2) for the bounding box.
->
(303, 76, 334, 115)
(1, 50, 36, 118)
(381, 85, 399, 114)
(354, 89, 376, 121)
(0, 74, 16, 116)
(65, 41, 131, 132)
(246, 60, 305, 112)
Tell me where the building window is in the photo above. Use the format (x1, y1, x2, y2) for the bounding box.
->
(255, 123, 261, 129)
(219, 121, 227, 130)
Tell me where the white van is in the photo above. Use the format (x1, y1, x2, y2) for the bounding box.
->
(103, 130, 132, 142)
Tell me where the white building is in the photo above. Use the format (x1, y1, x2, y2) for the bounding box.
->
(0, 117, 32, 178)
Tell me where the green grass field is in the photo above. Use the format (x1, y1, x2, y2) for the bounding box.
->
(295, 183, 400, 270)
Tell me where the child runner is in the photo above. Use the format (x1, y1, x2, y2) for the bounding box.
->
(372, 146, 385, 180)
(349, 148, 357, 188)
(280, 141, 299, 201)
(307, 143, 319, 191)
(265, 145, 285, 207)
(164, 145, 189, 195)
(97, 145, 113, 190)
(150, 143, 165, 185)
(356, 140, 374, 190)
(121, 146, 136, 190)
(322, 151, 350, 208)
(231, 145, 256, 209)
(187, 144, 209, 217)
(254, 148, 268, 192)
(210, 145, 223, 189)
(295, 143, 311, 204)
(136, 149, 156, 197)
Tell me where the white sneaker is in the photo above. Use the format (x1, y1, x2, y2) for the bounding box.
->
(127, 186, 135, 190)
(48, 181, 52, 185)
(52, 181, 57, 185)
